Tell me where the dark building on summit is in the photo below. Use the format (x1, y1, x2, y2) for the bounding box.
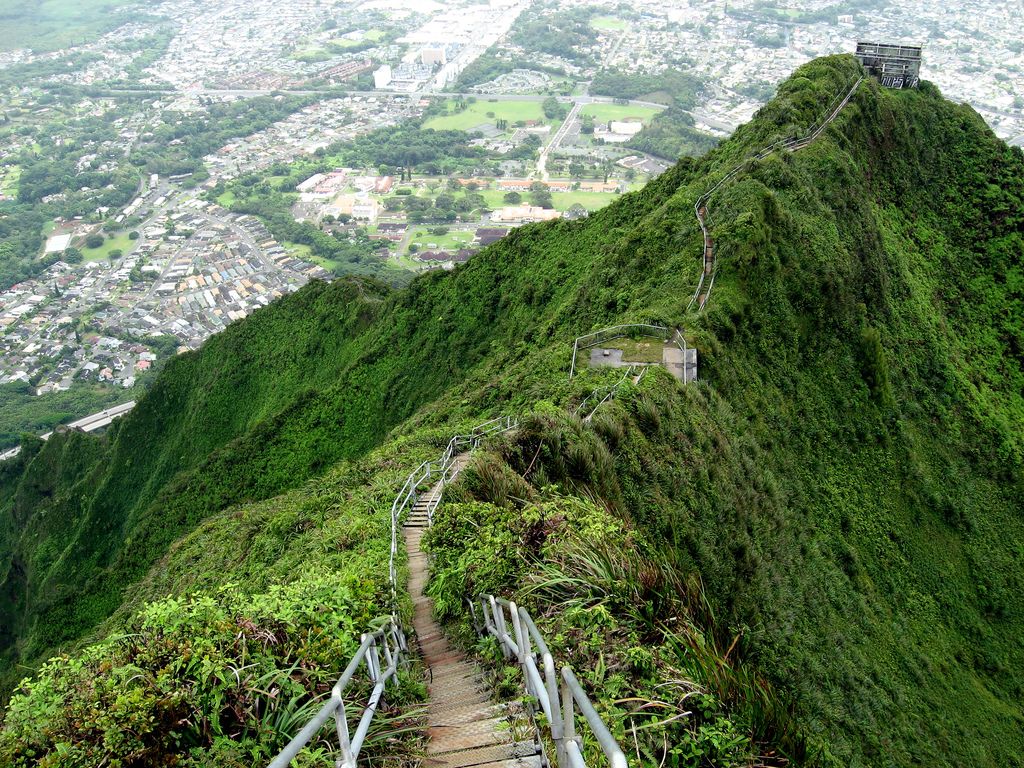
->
(856, 41, 922, 88)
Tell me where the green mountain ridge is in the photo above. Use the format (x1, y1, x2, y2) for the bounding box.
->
(0, 55, 1021, 766)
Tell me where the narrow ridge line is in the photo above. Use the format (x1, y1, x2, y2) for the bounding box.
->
(402, 452, 537, 767)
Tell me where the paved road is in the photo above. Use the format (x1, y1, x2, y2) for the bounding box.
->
(538, 101, 583, 180)
(48, 401, 137, 436)
(607, 27, 629, 62)
(98, 85, 739, 134)
(0, 401, 136, 462)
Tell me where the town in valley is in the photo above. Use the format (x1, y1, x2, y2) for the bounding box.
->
(1, 0, 1021, 446)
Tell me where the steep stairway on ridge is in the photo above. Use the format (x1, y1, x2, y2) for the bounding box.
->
(404, 453, 540, 768)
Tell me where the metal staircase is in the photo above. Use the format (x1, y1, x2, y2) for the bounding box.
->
(269, 416, 626, 767)
(688, 76, 864, 312)
(405, 470, 540, 767)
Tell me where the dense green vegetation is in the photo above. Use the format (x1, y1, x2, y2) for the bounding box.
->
(450, 52, 567, 92)
(451, 53, 518, 90)
(0, 219, 51, 290)
(626, 107, 719, 159)
(337, 123, 488, 178)
(590, 68, 705, 110)
(510, 6, 596, 65)
(0, 278, 411, 689)
(426, 431, 805, 765)
(0, 435, 431, 765)
(1, 55, 1021, 766)
(0, 382, 135, 450)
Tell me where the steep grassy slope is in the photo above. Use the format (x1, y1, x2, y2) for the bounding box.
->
(0, 433, 441, 765)
(0, 55, 1021, 765)
(0, 279, 398, 678)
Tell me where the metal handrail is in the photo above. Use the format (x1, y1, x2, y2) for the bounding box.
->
(423, 415, 517, 525)
(574, 365, 637, 422)
(561, 668, 627, 768)
(386, 416, 518, 611)
(688, 76, 863, 312)
(272, 415, 517, 768)
(473, 595, 628, 768)
(268, 619, 406, 768)
(388, 460, 431, 608)
(569, 324, 671, 379)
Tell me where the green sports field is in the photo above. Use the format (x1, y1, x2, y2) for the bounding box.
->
(82, 232, 135, 263)
(423, 100, 546, 132)
(590, 16, 628, 31)
(409, 228, 475, 251)
(579, 103, 660, 124)
(0, 166, 20, 197)
(478, 188, 622, 213)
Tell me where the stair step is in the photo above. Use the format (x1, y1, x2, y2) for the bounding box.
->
(427, 656, 474, 671)
(421, 640, 455, 656)
(418, 634, 452, 649)
(427, 720, 511, 754)
(428, 684, 491, 700)
(427, 693, 493, 714)
(426, 695, 500, 716)
(429, 704, 506, 727)
(428, 668, 480, 687)
(421, 742, 537, 768)
(428, 680, 492, 703)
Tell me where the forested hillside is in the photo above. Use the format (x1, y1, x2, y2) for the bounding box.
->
(0, 55, 1020, 766)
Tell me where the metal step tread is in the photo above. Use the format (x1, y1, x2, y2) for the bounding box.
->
(426, 703, 506, 725)
(426, 719, 511, 753)
(421, 741, 538, 768)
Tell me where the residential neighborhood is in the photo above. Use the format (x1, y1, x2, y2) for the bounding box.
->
(0, 194, 326, 393)
(0, 0, 1021, 438)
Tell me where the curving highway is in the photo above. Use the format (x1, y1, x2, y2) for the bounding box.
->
(0, 401, 136, 462)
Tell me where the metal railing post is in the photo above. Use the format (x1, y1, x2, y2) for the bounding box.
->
(365, 635, 380, 683)
(509, 601, 526, 664)
(490, 596, 509, 658)
(545, 650, 564, 755)
(381, 633, 394, 687)
(561, 669, 577, 748)
(334, 688, 354, 768)
(481, 596, 494, 634)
